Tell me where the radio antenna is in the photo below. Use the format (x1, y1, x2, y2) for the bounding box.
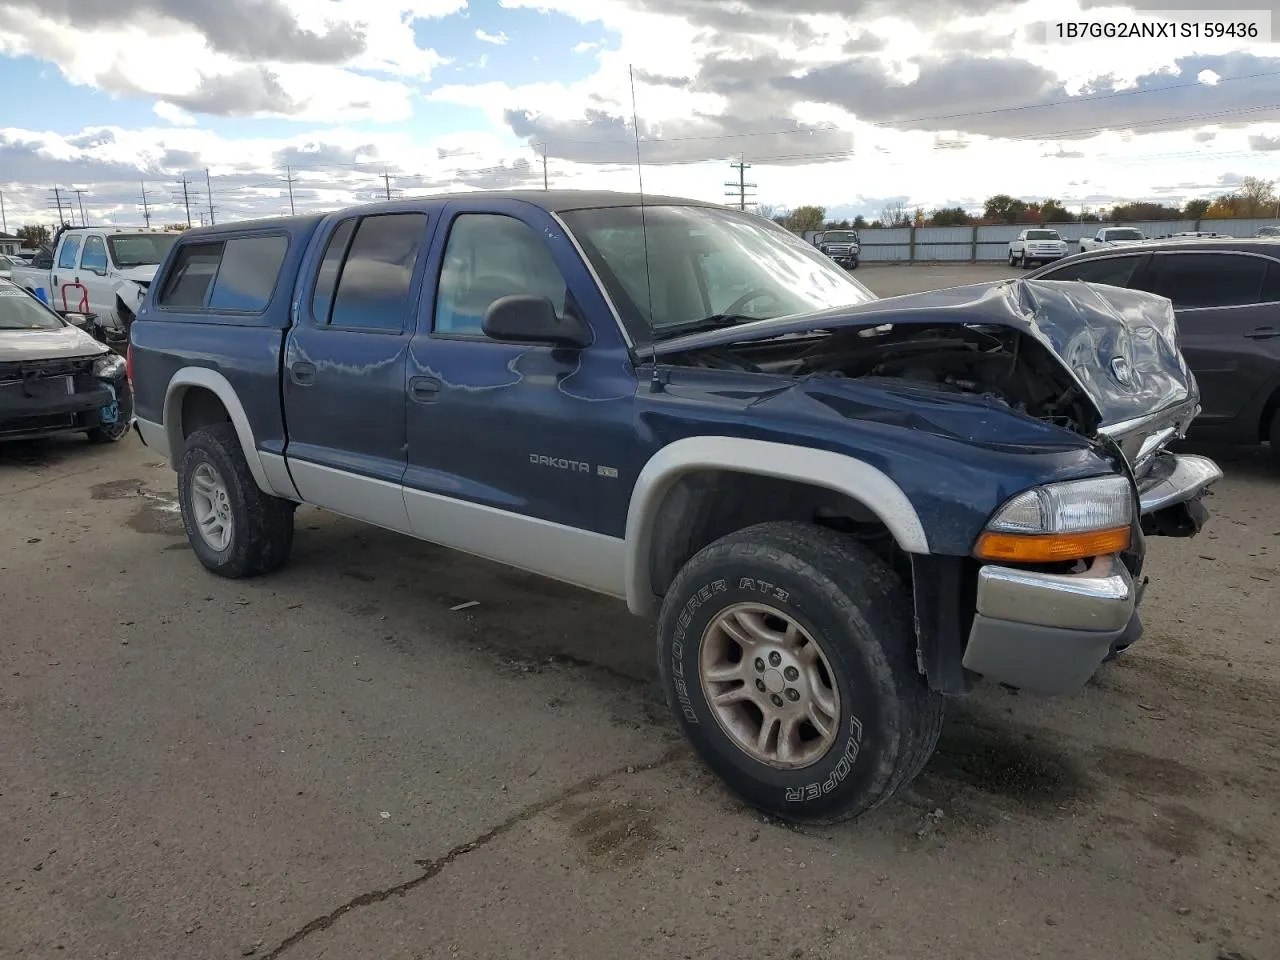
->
(629, 64, 655, 328)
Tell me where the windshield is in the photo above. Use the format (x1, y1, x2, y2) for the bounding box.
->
(1026, 230, 1061, 240)
(560, 205, 876, 341)
(0, 284, 63, 330)
(1108, 229, 1144, 241)
(107, 233, 180, 268)
(823, 232, 858, 241)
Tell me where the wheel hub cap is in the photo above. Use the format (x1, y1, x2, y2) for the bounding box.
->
(698, 602, 842, 770)
(190, 462, 233, 552)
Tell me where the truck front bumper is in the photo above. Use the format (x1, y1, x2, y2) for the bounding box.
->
(961, 452, 1221, 696)
(962, 554, 1137, 695)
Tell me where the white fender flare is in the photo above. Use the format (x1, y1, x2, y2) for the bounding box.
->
(623, 436, 931, 616)
(161, 367, 298, 499)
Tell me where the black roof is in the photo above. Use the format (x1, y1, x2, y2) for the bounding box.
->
(1059, 237, 1280, 259)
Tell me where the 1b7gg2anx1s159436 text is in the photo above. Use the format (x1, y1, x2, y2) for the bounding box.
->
(1044, 11, 1271, 44)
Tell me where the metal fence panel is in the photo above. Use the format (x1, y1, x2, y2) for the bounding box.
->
(841, 216, 1280, 263)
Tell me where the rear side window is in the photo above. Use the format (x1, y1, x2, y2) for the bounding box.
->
(1261, 261, 1280, 303)
(309, 219, 355, 324)
(57, 236, 82, 270)
(1152, 253, 1268, 309)
(207, 235, 288, 311)
(1042, 255, 1141, 288)
(158, 235, 289, 312)
(159, 242, 223, 307)
(321, 213, 427, 331)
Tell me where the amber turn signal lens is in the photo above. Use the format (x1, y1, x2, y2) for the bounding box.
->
(974, 526, 1131, 563)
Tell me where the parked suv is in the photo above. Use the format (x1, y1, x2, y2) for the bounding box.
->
(129, 191, 1220, 824)
(815, 230, 860, 269)
(1008, 228, 1068, 267)
(1026, 239, 1280, 456)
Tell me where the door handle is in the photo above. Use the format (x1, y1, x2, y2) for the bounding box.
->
(409, 376, 440, 402)
(290, 361, 317, 386)
(1246, 327, 1279, 340)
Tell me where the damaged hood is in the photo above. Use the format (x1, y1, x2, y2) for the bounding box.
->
(116, 266, 158, 286)
(0, 323, 108, 362)
(644, 278, 1195, 428)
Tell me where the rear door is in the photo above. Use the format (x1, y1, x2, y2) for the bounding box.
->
(282, 209, 434, 533)
(1138, 250, 1280, 429)
(52, 233, 83, 312)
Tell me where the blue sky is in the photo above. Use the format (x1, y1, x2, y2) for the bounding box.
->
(0, 0, 1276, 227)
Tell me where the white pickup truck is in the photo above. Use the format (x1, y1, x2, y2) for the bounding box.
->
(1078, 226, 1147, 253)
(8, 226, 183, 340)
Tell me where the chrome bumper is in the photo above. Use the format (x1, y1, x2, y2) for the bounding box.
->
(1138, 453, 1222, 514)
(962, 554, 1137, 696)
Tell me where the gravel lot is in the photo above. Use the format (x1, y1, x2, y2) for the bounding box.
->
(2, 263, 1277, 960)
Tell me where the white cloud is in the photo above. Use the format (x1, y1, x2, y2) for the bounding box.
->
(476, 28, 510, 44)
(153, 101, 197, 126)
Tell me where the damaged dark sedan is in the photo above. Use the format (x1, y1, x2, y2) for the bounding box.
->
(0, 278, 132, 444)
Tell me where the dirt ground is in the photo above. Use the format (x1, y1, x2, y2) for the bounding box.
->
(2, 264, 1277, 960)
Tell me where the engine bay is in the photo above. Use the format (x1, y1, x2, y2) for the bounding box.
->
(666, 323, 1101, 436)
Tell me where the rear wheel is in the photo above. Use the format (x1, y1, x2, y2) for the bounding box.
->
(657, 521, 944, 824)
(1269, 408, 1280, 463)
(177, 422, 295, 578)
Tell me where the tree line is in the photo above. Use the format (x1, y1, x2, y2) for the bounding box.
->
(764, 175, 1278, 233)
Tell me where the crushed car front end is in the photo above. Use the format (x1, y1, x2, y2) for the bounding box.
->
(645, 276, 1221, 697)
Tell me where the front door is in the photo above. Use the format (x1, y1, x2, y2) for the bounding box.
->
(52, 233, 84, 314)
(1139, 251, 1280, 428)
(76, 234, 114, 323)
(401, 200, 637, 594)
(283, 210, 434, 533)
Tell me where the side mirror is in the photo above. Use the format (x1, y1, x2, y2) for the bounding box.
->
(482, 295, 591, 348)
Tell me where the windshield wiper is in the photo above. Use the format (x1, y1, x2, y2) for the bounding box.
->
(652, 313, 761, 341)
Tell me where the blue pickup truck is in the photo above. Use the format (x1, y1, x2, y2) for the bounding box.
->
(129, 191, 1221, 823)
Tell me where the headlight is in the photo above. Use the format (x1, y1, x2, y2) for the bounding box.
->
(975, 475, 1133, 563)
(93, 354, 126, 379)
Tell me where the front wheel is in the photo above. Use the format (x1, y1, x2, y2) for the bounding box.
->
(657, 521, 944, 824)
(177, 422, 296, 578)
(1008, 252, 1017, 266)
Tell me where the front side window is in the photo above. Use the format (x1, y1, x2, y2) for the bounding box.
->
(434, 214, 568, 336)
(560, 205, 876, 342)
(324, 214, 427, 331)
(57, 236, 81, 270)
(1041, 255, 1142, 288)
(80, 236, 108, 273)
(1152, 253, 1269, 309)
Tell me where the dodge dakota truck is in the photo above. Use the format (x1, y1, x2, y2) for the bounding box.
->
(128, 191, 1221, 823)
(10, 226, 183, 341)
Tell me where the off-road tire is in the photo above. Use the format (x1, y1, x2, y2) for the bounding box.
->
(177, 422, 295, 578)
(86, 379, 134, 444)
(657, 521, 945, 824)
(847, 257, 859, 270)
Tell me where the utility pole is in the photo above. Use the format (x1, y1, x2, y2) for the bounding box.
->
(724, 157, 756, 211)
(537, 143, 548, 190)
(284, 165, 296, 216)
(180, 177, 192, 227)
(140, 181, 152, 227)
(72, 188, 88, 226)
(383, 170, 393, 201)
(205, 168, 216, 225)
(48, 186, 67, 227)
(0, 190, 6, 234)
